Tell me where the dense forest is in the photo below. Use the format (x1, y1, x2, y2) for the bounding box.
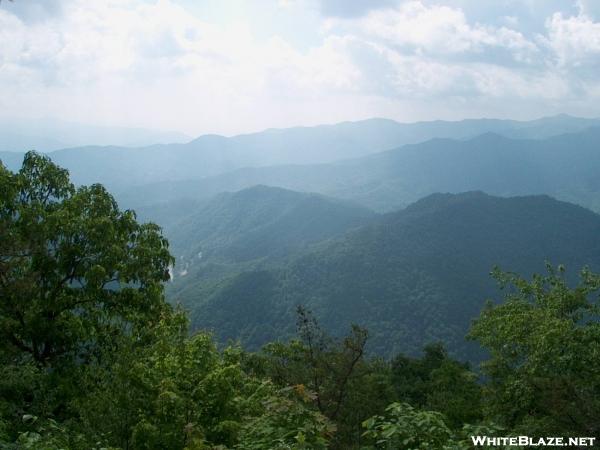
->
(167, 189, 600, 360)
(2, 153, 600, 449)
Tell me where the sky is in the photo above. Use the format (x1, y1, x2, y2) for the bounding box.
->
(1, 0, 600, 136)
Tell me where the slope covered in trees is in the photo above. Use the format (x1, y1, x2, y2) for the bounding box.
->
(179, 192, 600, 360)
(163, 185, 375, 262)
(0, 153, 334, 449)
(163, 185, 376, 307)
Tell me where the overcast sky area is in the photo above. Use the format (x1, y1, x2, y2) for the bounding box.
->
(1, 0, 600, 136)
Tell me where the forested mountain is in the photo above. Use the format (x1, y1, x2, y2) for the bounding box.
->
(118, 126, 600, 213)
(1, 114, 598, 191)
(174, 192, 600, 360)
(164, 185, 375, 261)
(163, 186, 376, 302)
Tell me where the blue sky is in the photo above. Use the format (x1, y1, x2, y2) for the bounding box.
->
(1, 0, 599, 136)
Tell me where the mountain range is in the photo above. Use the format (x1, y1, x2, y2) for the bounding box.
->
(2, 114, 599, 192)
(120, 125, 600, 215)
(164, 186, 376, 304)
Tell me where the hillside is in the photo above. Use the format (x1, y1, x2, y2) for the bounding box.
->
(174, 192, 600, 360)
(165, 185, 375, 261)
(164, 186, 376, 301)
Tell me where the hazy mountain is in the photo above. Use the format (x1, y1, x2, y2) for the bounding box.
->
(2, 114, 598, 191)
(117, 126, 600, 214)
(505, 113, 600, 139)
(0, 118, 190, 152)
(174, 192, 600, 360)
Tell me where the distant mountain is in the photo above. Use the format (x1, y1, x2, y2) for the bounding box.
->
(504, 114, 600, 139)
(0, 118, 189, 152)
(117, 126, 600, 214)
(2, 114, 598, 191)
(175, 193, 600, 360)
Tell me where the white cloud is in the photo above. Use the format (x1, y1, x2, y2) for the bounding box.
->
(320, 2, 568, 101)
(0, 0, 367, 134)
(0, 0, 598, 136)
(333, 2, 537, 57)
(543, 11, 600, 67)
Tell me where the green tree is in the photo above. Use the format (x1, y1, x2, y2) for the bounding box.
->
(247, 306, 382, 448)
(0, 152, 173, 443)
(362, 403, 507, 450)
(362, 402, 455, 450)
(0, 151, 173, 367)
(73, 310, 334, 450)
(391, 343, 482, 428)
(469, 264, 600, 436)
(236, 384, 335, 450)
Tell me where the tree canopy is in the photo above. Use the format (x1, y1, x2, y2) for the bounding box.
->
(469, 265, 600, 436)
(0, 151, 173, 367)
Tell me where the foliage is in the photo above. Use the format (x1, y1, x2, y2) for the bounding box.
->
(246, 307, 391, 449)
(469, 264, 600, 436)
(236, 385, 335, 450)
(0, 154, 332, 449)
(391, 343, 482, 428)
(361, 402, 456, 449)
(0, 151, 173, 367)
(361, 404, 509, 450)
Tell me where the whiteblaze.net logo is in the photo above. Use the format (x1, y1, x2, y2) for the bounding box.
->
(471, 436, 597, 447)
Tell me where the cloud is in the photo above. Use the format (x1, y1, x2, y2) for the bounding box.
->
(317, 0, 397, 18)
(334, 2, 538, 62)
(0, 0, 368, 134)
(316, 1, 597, 113)
(576, 0, 600, 20)
(542, 10, 600, 68)
(0, 0, 599, 135)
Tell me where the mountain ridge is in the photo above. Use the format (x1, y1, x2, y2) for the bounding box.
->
(115, 126, 600, 214)
(3, 114, 599, 192)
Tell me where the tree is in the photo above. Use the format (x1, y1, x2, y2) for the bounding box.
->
(361, 403, 507, 450)
(469, 264, 600, 436)
(391, 343, 482, 428)
(0, 152, 174, 367)
(294, 305, 368, 421)
(362, 402, 455, 450)
(248, 306, 375, 448)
